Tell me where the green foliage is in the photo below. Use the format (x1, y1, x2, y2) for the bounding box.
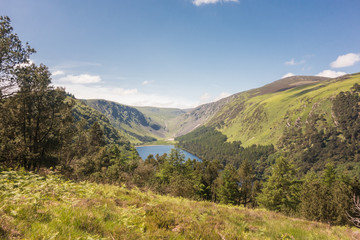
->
(0, 63, 73, 170)
(257, 157, 300, 215)
(299, 167, 353, 225)
(0, 16, 35, 98)
(216, 164, 240, 205)
(279, 83, 360, 176)
(176, 126, 275, 179)
(89, 121, 106, 147)
(1, 170, 359, 239)
(0, 17, 137, 184)
(238, 159, 257, 207)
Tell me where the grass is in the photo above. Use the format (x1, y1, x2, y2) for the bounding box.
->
(215, 73, 360, 147)
(1, 170, 359, 239)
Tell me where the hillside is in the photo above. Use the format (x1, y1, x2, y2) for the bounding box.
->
(79, 75, 358, 147)
(176, 73, 360, 176)
(135, 106, 187, 139)
(177, 74, 359, 147)
(173, 95, 237, 137)
(1, 170, 359, 240)
(83, 99, 162, 144)
(211, 74, 360, 147)
(72, 98, 131, 146)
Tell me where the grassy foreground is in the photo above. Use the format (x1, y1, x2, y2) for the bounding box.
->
(1, 171, 359, 240)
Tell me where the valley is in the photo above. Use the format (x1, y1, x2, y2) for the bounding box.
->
(2, 10, 360, 239)
(81, 73, 360, 148)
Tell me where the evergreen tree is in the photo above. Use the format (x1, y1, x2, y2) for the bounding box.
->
(216, 164, 240, 205)
(0, 63, 73, 170)
(299, 166, 353, 225)
(89, 121, 106, 147)
(238, 159, 255, 207)
(257, 156, 300, 214)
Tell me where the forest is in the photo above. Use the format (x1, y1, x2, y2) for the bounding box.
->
(1, 14, 360, 233)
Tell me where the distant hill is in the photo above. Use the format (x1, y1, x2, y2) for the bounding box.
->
(208, 74, 358, 147)
(83, 99, 189, 144)
(175, 73, 360, 176)
(172, 76, 331, 138)
(134, 106, 188, 138)
(78, 74, 360, 148)
(72, 98, 131, 146)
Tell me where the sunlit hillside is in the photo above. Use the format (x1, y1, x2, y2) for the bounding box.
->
(208, 73, 360, 147)
(1, 170, 359, 240)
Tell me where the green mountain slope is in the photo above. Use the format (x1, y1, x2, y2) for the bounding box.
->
(2, 170, 359, 239)
(72, 98, 131, 146)
(78, 73, 360, 148)
(134, 106, 187, 139)
(173, 95, 237, 137)
(83, 99, 166, 144)
(208, 74, 360, 147)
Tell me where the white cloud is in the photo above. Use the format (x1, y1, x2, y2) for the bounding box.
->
(193, 0, 238, 6)
(330, 53, 360, 68)
(316, 70, 347, 78)
(281, 73, 295, 79)
(58, 74, 102, 84)
(52, 70, 65, 76)
(285, 59, 295, 66)
(200, 93, 211, 104)
(215, 92, 231, 101)
(112, 88, 138, 95)
(284, 58, 305, 66)
(142, 80, 154, 85)
(53, 82, 196, 108)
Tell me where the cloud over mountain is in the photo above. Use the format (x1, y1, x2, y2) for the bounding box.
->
(330, 53, 360, 68)
(316, 70, 346, 78)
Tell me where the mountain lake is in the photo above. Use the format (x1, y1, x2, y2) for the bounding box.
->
(136, 145, 202, 161)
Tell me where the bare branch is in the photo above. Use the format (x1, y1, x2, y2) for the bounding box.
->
(347, 195, 360, 228)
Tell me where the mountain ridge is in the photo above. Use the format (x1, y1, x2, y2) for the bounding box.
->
(80, 74, 359, 146)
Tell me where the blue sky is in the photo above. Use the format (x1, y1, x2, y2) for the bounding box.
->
(1, 0, 360, 108)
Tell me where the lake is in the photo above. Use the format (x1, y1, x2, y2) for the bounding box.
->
(135, 145, 202, 161)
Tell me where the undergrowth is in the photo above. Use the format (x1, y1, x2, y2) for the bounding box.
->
(0, 170, 359, 239)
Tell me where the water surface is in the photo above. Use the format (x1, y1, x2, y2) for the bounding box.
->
(136, 145, 202, 161)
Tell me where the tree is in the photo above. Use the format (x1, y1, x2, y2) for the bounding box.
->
(238, 159, 255, 207)
(0, 63, 73, 170)
(89, 121, 106, 148)
(216, 164, 240, 205)
(0, 16, 35, 98)
(201, 159, 222, 201)
(299, 166, 353, 225)
(348, 195, 360, 228)
(257, 156, 300, 214)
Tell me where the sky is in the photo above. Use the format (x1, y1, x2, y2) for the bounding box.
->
(1, 0, 360, 108)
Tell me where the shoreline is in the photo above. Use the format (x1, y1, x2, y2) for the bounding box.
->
(135, 144, 175, 148)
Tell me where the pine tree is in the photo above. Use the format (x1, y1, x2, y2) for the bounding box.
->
(89, 121, 106, 147)
(216, 164, 240, 205)
(238, 159, 255, 207)
(257, 156, 300, 214)
(0, 64, 73, 170)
